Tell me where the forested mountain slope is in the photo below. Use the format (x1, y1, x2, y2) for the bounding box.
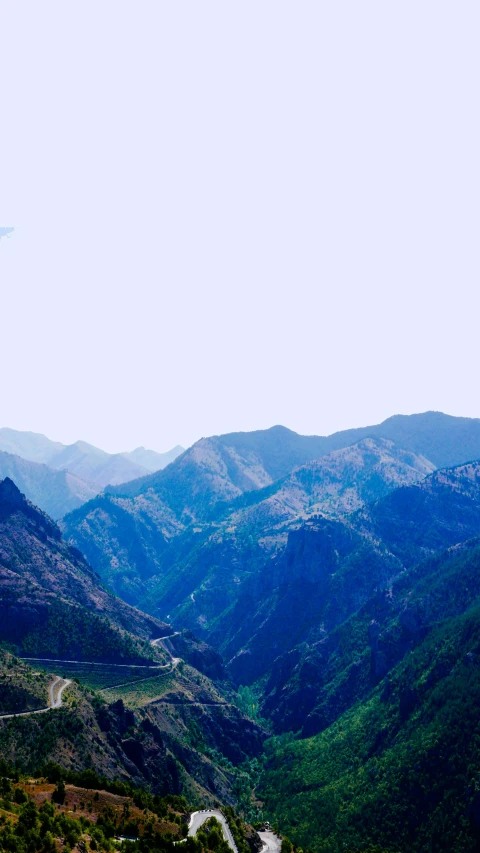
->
(0, 477, 171, 662)
(0, 650, 266, 803)
(252, 464, 480, 852)
(260, 597, 480, 853)
(0, 478, 267, 803)
(259, 533, 480, 737)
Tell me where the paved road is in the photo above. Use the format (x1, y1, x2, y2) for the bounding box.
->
(19, 634, 180, 670)
(0, 676, 72, 720)
(189, 809, 238, 853)
(151, 632, 180, 646)
(258, 831, 282, 853)
(21, 656, 166, 669)
(50, 677, 72, 708)
(17, 633, 179, 682)
(153, 699, 230, 707)
(19, 638, 181, 701)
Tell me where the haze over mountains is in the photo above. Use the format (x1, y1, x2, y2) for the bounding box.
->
(0, 427, 185, 518)
(0, 449, 98, 518)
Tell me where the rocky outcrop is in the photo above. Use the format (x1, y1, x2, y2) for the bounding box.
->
(167, 631, 227, 680)
(226, 516, 398, 686)
(243, 825, 263, 853)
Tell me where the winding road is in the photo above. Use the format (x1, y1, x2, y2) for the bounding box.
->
(15, 635, 180, 703)
(0, 632, 179, 718)
(3, 653, 281, 853)
(188, 811, 281, 853)
(0, 676, 72, 720)
(19, 632, 180, 671)
(258, 831, 282, 853)
(151, 632, 181, 647)
(188, 809, 238, 853)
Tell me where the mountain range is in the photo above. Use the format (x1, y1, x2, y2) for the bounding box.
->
(4, 410, 480, 850)
(62, 411, 480, 628)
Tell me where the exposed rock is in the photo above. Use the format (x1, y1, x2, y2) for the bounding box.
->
(168, 631, 227, 680)
(243, 825, 263, 853)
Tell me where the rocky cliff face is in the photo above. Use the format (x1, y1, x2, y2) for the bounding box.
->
(222, 516, 398, 686)
(166, 631, 227, 680)
(246, 465, 480, 736)
(62, 416, 480, 650)
(64, 437, 436, 640)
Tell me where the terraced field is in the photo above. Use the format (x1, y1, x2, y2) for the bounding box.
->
(24, 659, 167, 691)
(101, 671, 177, 708)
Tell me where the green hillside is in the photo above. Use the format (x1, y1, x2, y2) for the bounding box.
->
(260, 601, 480, 852)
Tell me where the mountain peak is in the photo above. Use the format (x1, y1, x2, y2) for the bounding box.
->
(0, 475, 62, 538)
(0, 476, 25, 506)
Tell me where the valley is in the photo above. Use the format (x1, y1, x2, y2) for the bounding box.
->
(2, 412, 480, 851)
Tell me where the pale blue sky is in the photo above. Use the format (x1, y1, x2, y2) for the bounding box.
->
(1, 2, 479, 453)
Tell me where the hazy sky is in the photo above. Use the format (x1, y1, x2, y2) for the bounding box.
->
(1, 2, 479, 453)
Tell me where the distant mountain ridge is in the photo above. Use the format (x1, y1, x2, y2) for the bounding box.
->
(63, 412, 480, 628)
(0, 449, 98, 518)
(46, 439, 150, 488)
(122, 445, 185, 471)
(301, 410, 480, 469)
(107, 412, 480, 509)
(0, 429, 185, 517)
(13, 410, 480, 644)
(0, 428, 184, 487)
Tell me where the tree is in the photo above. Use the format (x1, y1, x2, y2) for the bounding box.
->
(52, 779, 66, 805)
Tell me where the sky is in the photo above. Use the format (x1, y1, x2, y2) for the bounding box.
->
(0, 2, 479, 454)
